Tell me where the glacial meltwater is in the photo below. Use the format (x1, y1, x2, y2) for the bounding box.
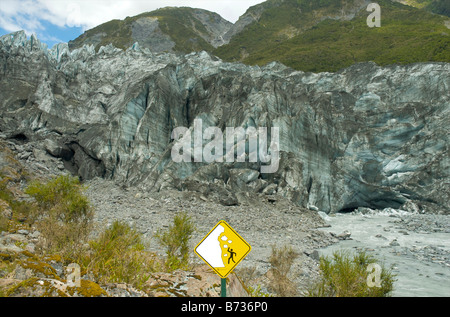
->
(318, 209, 450, 297)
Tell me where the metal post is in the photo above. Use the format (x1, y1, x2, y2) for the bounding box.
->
(221, 278, 227, 297)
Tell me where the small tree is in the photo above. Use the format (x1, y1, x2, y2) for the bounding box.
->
(155, 212, 196, 271)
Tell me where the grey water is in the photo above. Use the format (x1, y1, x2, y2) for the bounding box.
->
(318, 209, 450, 297)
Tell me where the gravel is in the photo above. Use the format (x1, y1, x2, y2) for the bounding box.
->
(84, 177, 339, 294)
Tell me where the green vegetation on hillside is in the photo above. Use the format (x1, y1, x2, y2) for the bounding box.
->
(214, 0, 450, 72)
(68, 1, 450, 72)
(401, 0, 450, 16)
(69, 7, 217, 53)
(144, 8, 215, 53)
(93, 20, 132, 51)
(426, 0, 450, 17)
(215, 0, 353, 61)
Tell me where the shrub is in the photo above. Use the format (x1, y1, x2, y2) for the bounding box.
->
(24, 175, 93, 257)
(306, 250, 395, 297)
(154, 212, 196, 271)
(268, 245, 299, 296)
(25, 175, 92, 223)
(82, 221, 159, 289)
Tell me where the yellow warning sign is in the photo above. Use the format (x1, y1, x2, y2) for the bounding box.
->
(194, 220, 251, 278)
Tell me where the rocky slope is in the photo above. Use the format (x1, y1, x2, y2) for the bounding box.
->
(0, 135, 334, 297)
(0, 31, 448, 215)
(0, 227, 249, 297)
(68, 7, 233, 53)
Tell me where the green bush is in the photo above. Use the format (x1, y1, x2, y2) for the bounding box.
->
(82, 221, 159, 289)
(24, 175, 93, 257)
(25, 175, 92, 223)
(154, 212, 196, 271)
(306, 250, 395, 297)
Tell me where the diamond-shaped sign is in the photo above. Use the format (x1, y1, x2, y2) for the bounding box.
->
(194, 220, 251, 278)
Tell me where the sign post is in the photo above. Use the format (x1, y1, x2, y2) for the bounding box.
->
(221, 278, 227, 297)
(195, 220, 252, 297)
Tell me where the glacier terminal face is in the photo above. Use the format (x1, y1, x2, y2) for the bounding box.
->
(1, 31, 449, 214)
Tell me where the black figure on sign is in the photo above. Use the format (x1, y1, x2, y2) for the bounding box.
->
(228, 248, 236, 264)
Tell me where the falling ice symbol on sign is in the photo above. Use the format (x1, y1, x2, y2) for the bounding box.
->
(194, 220, 251, 278)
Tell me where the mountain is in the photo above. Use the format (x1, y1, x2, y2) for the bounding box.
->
(68, 7, 232, 53)
(68, 1, 450, 73)
(214, 0, 450, 72)
(1, 31, 449, 214)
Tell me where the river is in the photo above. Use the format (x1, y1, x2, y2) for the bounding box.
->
(317, 208, 450, 297)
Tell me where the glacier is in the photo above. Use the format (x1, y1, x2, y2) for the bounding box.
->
(0, 31, 449, 214)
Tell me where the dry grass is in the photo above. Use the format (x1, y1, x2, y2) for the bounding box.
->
(267, 245, 299, 297)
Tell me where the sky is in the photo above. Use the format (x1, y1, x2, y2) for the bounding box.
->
(0, 0, 266, 48)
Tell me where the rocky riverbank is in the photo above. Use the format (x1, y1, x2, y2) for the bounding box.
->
(318, 208, 450, 297)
